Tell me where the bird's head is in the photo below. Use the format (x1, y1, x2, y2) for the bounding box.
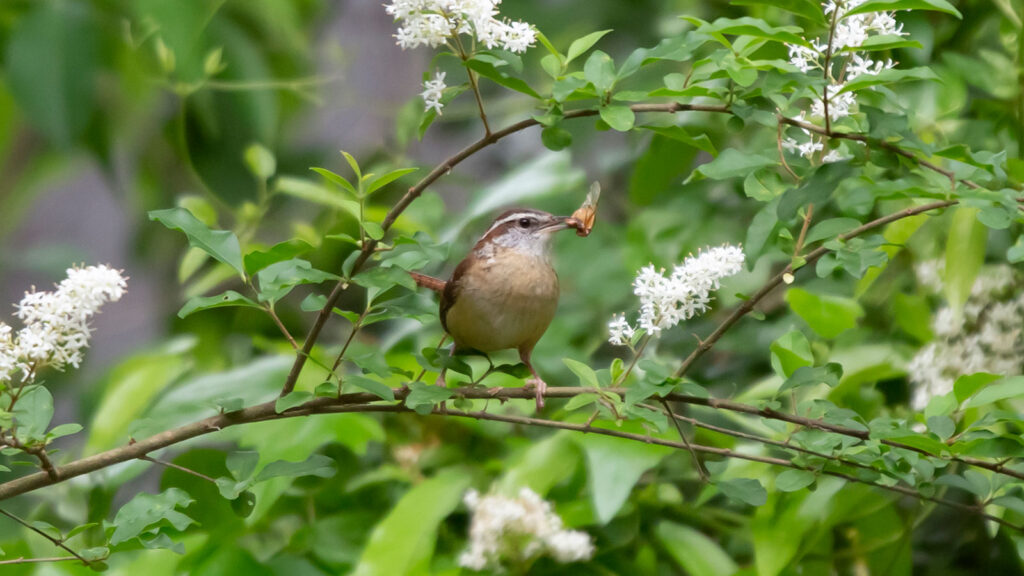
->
(474, 209, 578, 259)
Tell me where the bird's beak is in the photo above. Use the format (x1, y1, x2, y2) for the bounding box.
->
(539, 217, 576, 234)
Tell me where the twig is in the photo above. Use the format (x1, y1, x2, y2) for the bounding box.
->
(0, 556, 84, 565)
(672, 199, 956, 379)
(822, 3, 841, 133)
(776, 116, 800, 182)
(139, 455, 218, 484)
(793, 203, 814, 257)
(659, 398, 709, 481)
(264, 305, 298, 350)
(0, 508, 91, 566)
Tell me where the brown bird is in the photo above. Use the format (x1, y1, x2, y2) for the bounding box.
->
(412, 209, 580, 409)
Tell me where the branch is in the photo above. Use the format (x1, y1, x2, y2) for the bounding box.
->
(672, 199, 956, 378)
(0, 508, 92, 566)
(5, 384, 1022, 502)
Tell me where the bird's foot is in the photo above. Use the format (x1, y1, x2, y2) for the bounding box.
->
(526, 377, 547, 411)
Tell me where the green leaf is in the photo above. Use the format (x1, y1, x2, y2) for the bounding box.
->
(564, 358, 600, 388)
(785, 288, 864, 339)
(275, 390, 314, 413)
(150, 208, 246, 279)
(770, 330, 813, 378)
(227, 451, 260, 481)
(352, 468, 471, 576)
(255, 454, 336, 481)
(366, 168, 418, 196)
(599, 105, 635, 132)
(717, 478, 767, 506)
(578, 426, 671, 523)
(689, 149, 777, 182)
(927, 415, 955, 440)
(541, 126, 573, 151)
(705, 16, 807, 45)
(566, 30, 613, 65)
(346, 375, 396, 401)
(46, 422, 83, 440)
(838, 67, 939, 94)
(775, 469, 816, 492)
(583, 50, 616, 92)
(845, 0, 962, 19)
(465, 58, 540, 98)
(5, 1, 98, 147)
(244, 239, 315, 275)
(13, 386, 53, 442)
(641, 125, 717, 155)
(778, 363, 843, 393)
(805, 218, 861, 245)
(954, 372, 1001, 404)
(363, 221, 385, 241)
(777, 162, 855, 220)
(565, 393, 601, 411)
(243, 143, 276, 180)
(404, 382, 453, 415)
(731, 0, 827, 23)
(892, 293, 933, 343)
(341, 150, 362, 181)
(275, 175, 361, 218)
(178, 290, 261, 319)
(655, 521, 739, 576)
(110, 488, 195, 546)
(231, 491, 257, 518)
(944, 207, 987, 310)
(1008, 235, 1024, 263)
(965, 376, 1024, 408)
(256, 259, 340, 304)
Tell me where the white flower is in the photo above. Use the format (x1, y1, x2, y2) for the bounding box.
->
(607, 314, 635, 346)
(459, 487, 594, 572)
(909, 265, 1024, 410)
(421, 71, 447, 114)
(609, 245, 744, 342)
(2, 264, 127, 382)
(385, 0, 535, 53)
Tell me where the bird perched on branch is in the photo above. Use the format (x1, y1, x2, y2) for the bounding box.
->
(411, 209, 583, 410)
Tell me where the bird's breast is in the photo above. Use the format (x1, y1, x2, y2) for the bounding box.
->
(444, 249, 559, 352)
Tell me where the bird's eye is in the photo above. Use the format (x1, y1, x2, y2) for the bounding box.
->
(518, 218, 532, 228)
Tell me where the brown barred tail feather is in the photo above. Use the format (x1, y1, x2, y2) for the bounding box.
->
(410, 271, 447, 293)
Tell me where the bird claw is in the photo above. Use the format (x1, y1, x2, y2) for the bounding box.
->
(526, 377, 547, 411)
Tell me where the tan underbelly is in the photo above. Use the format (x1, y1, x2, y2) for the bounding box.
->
(445, 255, 559, 352)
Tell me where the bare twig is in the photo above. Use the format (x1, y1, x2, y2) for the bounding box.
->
(659, 398, 709, 481)
(140, 455, 218, 484)
(0, 556, 84, 565)
(264, 305, 299, 350)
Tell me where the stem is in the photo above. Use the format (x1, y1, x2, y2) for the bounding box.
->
(0, 508, 92, 565)
(822, 1, 842, 133)
(453, 34, 492, 136)
(659, 398, 708, 481)
(777, 116, 800, 182)
(673, 199, 956, 380)
(331, 307, 368, 376)
(0, 556, 84, 565)
(616, 334, 652, 386)
(139, 455, 218, 484)
(793, 203, 814, 258)
(264, 304, 299, 350)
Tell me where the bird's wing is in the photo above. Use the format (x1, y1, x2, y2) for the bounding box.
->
(409, 271, 447, 293)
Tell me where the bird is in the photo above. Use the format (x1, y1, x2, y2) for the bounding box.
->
(411, 209, 581, 410)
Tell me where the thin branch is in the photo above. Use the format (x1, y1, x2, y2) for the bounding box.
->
(0, 556, 84, 565)
(672, 199, 956, 379)
(6, 382, 1024, 501)
(139, 455, 218, 484)
(822, 3, 841, 133)
(264, 305, 299, 350)
(0, 508, 91, 566)
(793, 203, 814, 257)
(659, 398, 709, 481)
(776, 115, 800, 182)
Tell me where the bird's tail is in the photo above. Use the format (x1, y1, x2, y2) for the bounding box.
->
(409, 271, 446, 293)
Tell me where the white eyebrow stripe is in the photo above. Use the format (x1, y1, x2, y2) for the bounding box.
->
(482, 212, 543, 236)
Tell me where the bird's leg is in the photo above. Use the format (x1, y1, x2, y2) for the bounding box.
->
(519, 348, 546, 411)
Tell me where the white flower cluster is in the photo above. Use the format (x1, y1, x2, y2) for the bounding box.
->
(385, 0, 536, 53)
(459, 488, 594, 571)
(907, 262, 1023, 410)
(421, 71, 447, 114)
(783, 0, 905, 161)
(0, 265, 126, 385)
(608, 245, 745, 344)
